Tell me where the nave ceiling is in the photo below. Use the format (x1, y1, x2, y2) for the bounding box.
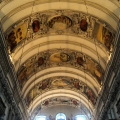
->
(0, 0, 120, 119)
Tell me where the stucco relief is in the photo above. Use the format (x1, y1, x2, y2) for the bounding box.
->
(5, 10, 115, 52)
(17, 49, 103, 89)
(41, 97, 81, 108)
(25, 76, 97, 106)
(31, 96, 91, 120)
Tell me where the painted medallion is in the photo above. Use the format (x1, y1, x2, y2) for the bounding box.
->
(48, 15, 72, 30)
(32, 20, 40, 32)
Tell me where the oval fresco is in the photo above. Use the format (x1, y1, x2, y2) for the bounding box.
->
(49, 52, 70, 62)
(77, 56, 84, 66)
(80, 19, 88, 32)
(48, 15, 72, 30)
(32, 20, 40, 32)
(17, 50, 103, 88)
(38, 57, 44, 66)
(51, 79, 69, 88)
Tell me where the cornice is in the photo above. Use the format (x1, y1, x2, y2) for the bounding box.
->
(0, 24, 28, 120)
(96, 24, 120, 120)
(0, 66, 22, 120)
(0, 0, 13, 10)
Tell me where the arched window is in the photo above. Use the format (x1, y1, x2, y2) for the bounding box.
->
(35, 115, 46, 120)
(75, 115, 86, 120)
(56, 113, 66, 120)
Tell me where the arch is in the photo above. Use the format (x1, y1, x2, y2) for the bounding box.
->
(56, 113, 66, 120)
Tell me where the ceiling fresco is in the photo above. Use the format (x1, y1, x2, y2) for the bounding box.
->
(1, 0, 120, 119)
(5, 10, 115, 53)
(17, 49, 104, 89)
(25, 76, 97, 107)
(31, 96, 91, 120)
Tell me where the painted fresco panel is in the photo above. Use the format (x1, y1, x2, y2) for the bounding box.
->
(7, 23, 27, 51)
(32, 20, 40, 32)
(50, 52, 70, 62)
(48, 15, 72, 30)
(93, 22, 113, 50)
(80, 19, 88, 32)
(6, 10, 115, 53)
(25, 77, 97, 106)
(17, 50, 103, 88)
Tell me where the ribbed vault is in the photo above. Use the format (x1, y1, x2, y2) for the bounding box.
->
(0, 0, 119, 120)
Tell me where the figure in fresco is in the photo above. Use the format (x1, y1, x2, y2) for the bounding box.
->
(8, 31, 17, 51)
(39, 80, 49, 90)
(43, 100, 49, 106)
(49, 52, 70, 63)
(38, 57, 44, 66)
(94, 65, 102, 84)
(93, 22, 113, 51)
(60, 52, 70, 62)
(52, 79, 68, 88)
(77, 56, 84, 66)
(85, 88, 96, 104)
(26, 92, 31, 106)
(16, 28, 23, 40)
(72, 100, 79, 106)
(7, 23, 27, 52)
(86, 59, 95, 74)
(25, 65, 35, 78)
(48, 15, 72, 30)
(104, 32, 113, 50)
(32, 20, 40, 32)
(80, 19, 88, 32)
(18, 67, 27, 88)
(74, 81, 81, 90)
(26, 85, 40, 106)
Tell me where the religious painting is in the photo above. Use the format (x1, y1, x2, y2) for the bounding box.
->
(94, 65, 102, 84)
(80, 19, 88, 32)
(32, 20, 40, 32)
(48, 15, 72, 30)
(38, 57, 44, 66)
(43, 97, 71, 107)
(84, 87, 96, 104)
(51, 78, 69, 88)
(39, 79, 49, 90)
(49, 52, 70, 63)
(43, 100, 49, 106)
(7, 31, 17, 51)
(93, 22, 113, 50)
(86, 59, 102, 83)
(26, 85, 41, 105)
(25, 77, 97, 106)
(77, 56, 84, 66)
(17, 62, 36, 88)
(72, 99, 79, 106)
(86, 59, 96, 74)
(17, 66, 27, 88)
(7, 23, 27, 51)
(73, 81, 81, 90)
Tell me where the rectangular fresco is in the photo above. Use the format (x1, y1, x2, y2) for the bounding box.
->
(8, 23, 27, 51)
(93, 22, 113, 51)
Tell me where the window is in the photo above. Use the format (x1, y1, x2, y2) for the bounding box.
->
(56, 113, 66, 120)
(35, 116, 46, 120)
(75, 115, 86, 120)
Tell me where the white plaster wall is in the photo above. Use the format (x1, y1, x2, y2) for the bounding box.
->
(37, 105, 89, 120)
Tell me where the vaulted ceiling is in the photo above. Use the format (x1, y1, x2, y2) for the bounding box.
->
(0, 0, 120, 119)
